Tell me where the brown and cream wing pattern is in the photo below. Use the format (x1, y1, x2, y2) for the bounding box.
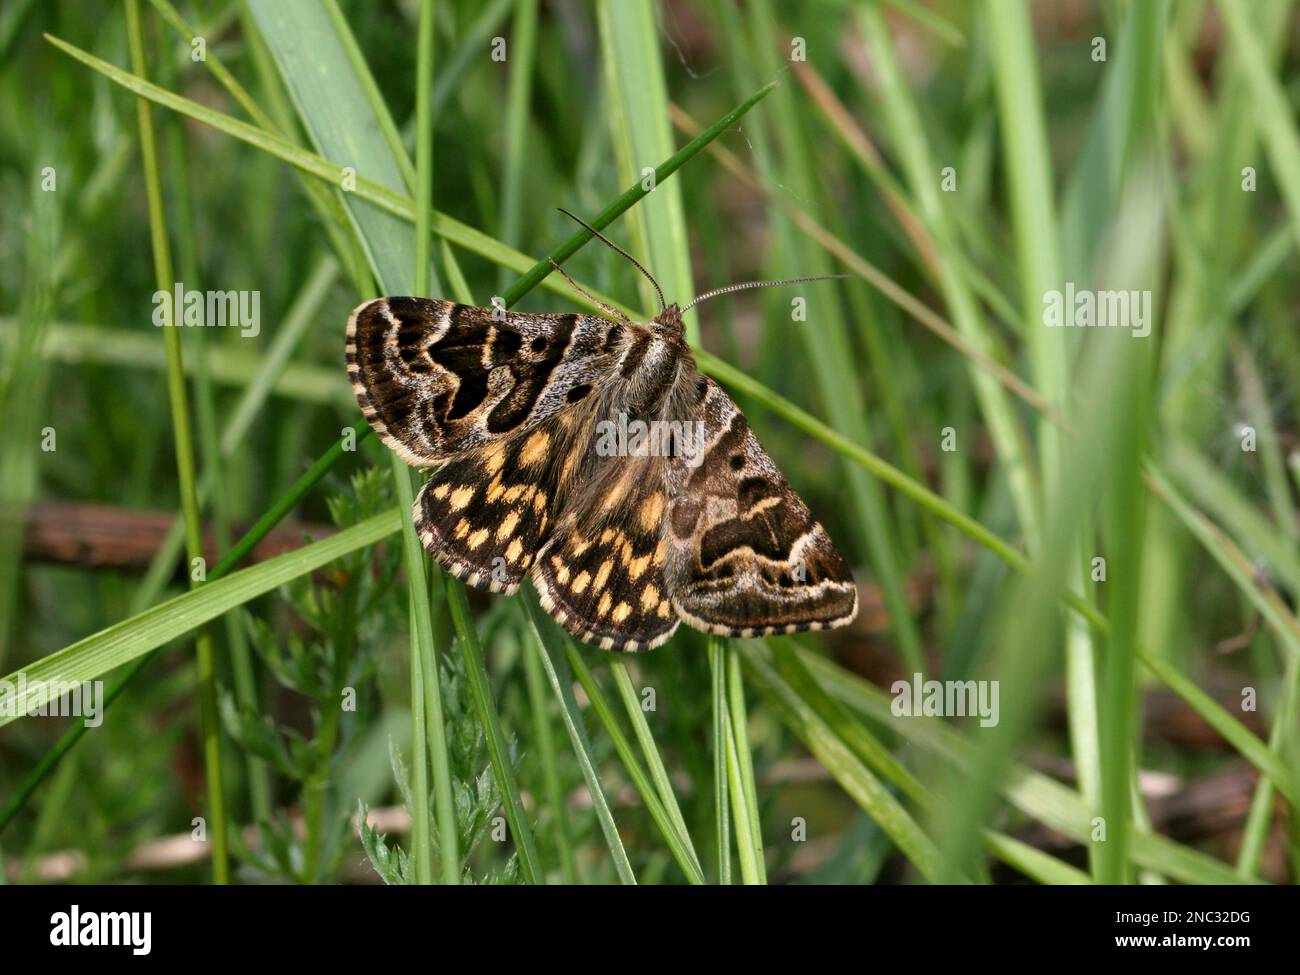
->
(663, 378, 858, 637)
(346, 296, 626, 466)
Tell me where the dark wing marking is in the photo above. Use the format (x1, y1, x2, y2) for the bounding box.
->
(346, 297, 623, 465)
(531, 455, 679, 652)
(412, 408, 589, 593)
(664, 378, 858, 637)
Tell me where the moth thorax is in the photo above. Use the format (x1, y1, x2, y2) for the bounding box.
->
(623, 342, 683, 416)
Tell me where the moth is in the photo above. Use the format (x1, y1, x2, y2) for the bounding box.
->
(346, 213, 858, 651)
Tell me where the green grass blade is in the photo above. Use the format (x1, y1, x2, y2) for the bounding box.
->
(0, 510, 402, 729)
(406, 0, 452, 885)
(37, 32, 593, 308)
(322, 0, 417, 191)
(757, 640, 1086, 883)
(125, 0, 227, 883)
(496, 0, 539, 291)
(446, 580, 543, 883)
(596, 0, 694, 325)
(1147, 467, 1300, 661)
(730, 0, 925, 673)
(709, 638, 732, 884)
(0, 421, 379, 832)
(794, 646, 1254, 885)
(742, 643, 948, 883)
(565, 647, 704, 884)
(725, 646, 765, 884)
(426, 0, 515, 125)
(248, 0, 461, 885)
(608, 660, 700, 875)
(880, 0, 965, 47)
(500, 80, 776, 308)
(1236, 654, 1300, 876)
(983, 0, 1109, 880)
(0, 320, 346, 407)
(145, 0, 363, 280)
(522, 597, 636, 884)
(983, 832, 1092, 885)
(723, 708, 759, 883)
(1216, 0, 1300, 255)
(1165, 440, 1300, 596)
(862, 3, 1042, 551)
(246, 1, 413, 294)
(701, 349, 1298, 812)
(45, 30, 773, 320)
(670, 109, 1059, 423)
(520, 623, 578, 882)
(404, 587, 435, 884)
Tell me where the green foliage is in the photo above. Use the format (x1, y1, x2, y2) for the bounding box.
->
(1, 0, 1298, 887)
(222, 469, 398, 882)
(360, 648, 521, 886)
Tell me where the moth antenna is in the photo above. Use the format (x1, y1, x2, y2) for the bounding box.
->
(680, 275, 851, 315)
(556, 207, 666, 313)
(547, 258, 632, 325)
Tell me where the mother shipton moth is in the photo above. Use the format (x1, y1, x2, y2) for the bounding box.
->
(346, 212, 858, 651)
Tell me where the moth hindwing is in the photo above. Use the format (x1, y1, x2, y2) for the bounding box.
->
(347, 295, 859, 651)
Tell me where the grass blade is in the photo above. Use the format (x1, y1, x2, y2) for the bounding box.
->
(743, 642, 948, 883)
(125, 0, 227, 883)
(0, 510, 401, 727)
(794, 646, 1254, 885)
(709, 639, 731, 884)
(596, 0, 694, 324)
(565, 647, 704, 884)
(522, 597, 636, 884)
(725, 646, 765, 884)
(1216, 0, 1300, 255)
(519, 622, 578, 882)
(446, 580, 542, 882)
(608, 660, 700, 876)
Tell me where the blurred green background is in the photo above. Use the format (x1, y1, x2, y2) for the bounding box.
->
(0, 0, 1298, 885)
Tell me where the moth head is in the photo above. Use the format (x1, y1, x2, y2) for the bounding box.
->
(652, 303, 684, 334)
